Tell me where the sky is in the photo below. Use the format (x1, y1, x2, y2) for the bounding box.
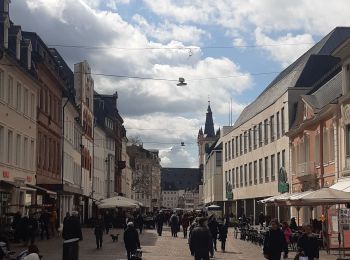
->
(13, 0, 350, 168)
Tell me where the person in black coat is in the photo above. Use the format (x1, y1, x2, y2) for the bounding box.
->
(94, 214, 105, 249)
(258, 212, 265, 227)
(297, 224, 319, 260)
(123, 222, 140, 260)
(263, 219, 286, 260)
(155, 211, 164, 236)
(39, 211, 50, 240)
(12, 211, 21, 243)
(62, 212, 82, 241)
(28, 214, 38, 245)
(136, 214, 144, 234)
(189, 217, 214, 260)
(218, 220, 228, 252)
(207, 215, 219, 251)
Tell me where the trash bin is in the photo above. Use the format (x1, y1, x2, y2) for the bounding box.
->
(62, 238, 79, 260)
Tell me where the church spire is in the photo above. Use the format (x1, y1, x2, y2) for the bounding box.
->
(204, 100, 215, 137)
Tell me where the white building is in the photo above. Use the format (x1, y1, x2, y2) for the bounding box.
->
(93, 126, 106, 201)
(0, 15, 39, 215)
(161, 190, 180, 209)
(121, 137, 132, 199)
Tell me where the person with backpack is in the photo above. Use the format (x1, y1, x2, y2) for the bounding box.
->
(297, 224, 319, 260)
(263, 219, 286, 260)
(123, 222, 141, 260)
(207, 215, 219, 252)
(189, 217, 214, 260)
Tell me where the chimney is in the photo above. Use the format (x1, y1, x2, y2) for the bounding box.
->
(20, 39, 32, 70)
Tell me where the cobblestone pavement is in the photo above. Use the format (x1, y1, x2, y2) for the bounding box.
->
(10, 226, 340, 259)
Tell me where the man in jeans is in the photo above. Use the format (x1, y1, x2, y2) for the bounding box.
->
(189, 217, 214, 260)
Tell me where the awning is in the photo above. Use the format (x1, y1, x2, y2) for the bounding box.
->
(20, 186, 36, 192)
(330, 180, 350, 192)
(0, 180, 18, 188)
(27, 184, 57, 196)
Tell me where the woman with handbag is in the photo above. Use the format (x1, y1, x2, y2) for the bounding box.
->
(296, 224, 319, 260)
(263, 219, 286, 260)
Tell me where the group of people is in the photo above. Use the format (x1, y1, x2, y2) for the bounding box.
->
(263, 219, 320, 260)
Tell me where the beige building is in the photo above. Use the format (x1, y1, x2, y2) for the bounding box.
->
(74, 61, 94, 220)
(203, 141, 223, 205)
(0, 9, 39, 214)
(161, 190, 180, 209)
(93, 126, 107, 201)
(222, 27, 350, 223)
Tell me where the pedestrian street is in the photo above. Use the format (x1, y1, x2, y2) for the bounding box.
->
(9, 226, 340, 260)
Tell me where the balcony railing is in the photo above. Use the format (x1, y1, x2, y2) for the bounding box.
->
(296, 161, 316, 177)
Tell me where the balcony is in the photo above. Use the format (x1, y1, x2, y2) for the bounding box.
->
(296, 161, 316, 178)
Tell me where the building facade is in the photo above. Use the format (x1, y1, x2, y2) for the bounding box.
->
(161, 190, 180, 209)
(121, 137, 132, 199)
(222, 27, 350, 224)
(93, 126, 107, 202)
(0, 4, 39, 215)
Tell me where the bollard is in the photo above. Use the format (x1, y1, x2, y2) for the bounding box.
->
(62, 238, 79, 260)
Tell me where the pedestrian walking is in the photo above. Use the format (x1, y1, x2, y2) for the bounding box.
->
(19, 215, 29, 245)
(28, 214, 38, 245)
(281, 222, 292, 259)
(123, 222, 141, 260)
(297, 224, 319, 260)
(170, 212, 179, 237)
(218, 220, 228, 252)
(290, 217, 298, 231)
(155, 211, 164, 236)
(104, 211, 113, 234)
(136, 213, 144, 234)
(259, 212, 266, 227)
(62, 211, 82, 260)
(12, 211, 21, 243)
(182, 214, 190, 238)
(263, 219, 286, 260)
(94, 214, 104, 249)
(49, 209, 57, 237)
(207, 215, 219, 251)
(39, 211, 50, 240)
(189, 217, 214, 260)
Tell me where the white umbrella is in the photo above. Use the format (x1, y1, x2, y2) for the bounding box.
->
(207, 205, 221, 209)
(98, 196, 143, 207)
(97, 199, 139, 209)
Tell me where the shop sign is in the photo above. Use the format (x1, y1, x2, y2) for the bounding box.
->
(37, 195, 43, 205)
(3, 171, 9, 178)
(26, 176, 32, 182)
(226, 191, 233, 200)
(25, 193, 32, 205)
(278, 167, 289, 193)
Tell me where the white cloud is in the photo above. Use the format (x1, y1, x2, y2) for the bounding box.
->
(232, 37, 246, 47)
(159, 147, 197, 168)
(255, 28, 315, 67)
(132, 14, 209, 44)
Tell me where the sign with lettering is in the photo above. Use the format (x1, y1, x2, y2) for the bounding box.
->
(278, 167, 289, 193)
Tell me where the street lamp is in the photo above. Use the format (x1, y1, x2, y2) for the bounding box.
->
(177, 77, 187, 86)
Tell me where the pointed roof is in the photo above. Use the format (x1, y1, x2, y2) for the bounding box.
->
(204, 101, 215, 138)
(198, 127, 203, 137)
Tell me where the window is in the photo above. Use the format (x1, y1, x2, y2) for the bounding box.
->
(240, 166, 243, 187)
(270, 115, 275, 142)
(0, 69, 4, 100)
(232, 138, 235, 159)
(249, 162, 252, 185)
(271, 154, 275, 181)
(235, 137, 239, 156)
(323, 127, 329, 164)
(276, 112, 280, 139)
(346, 125, 350, 158)
(23, 137, 28, 169)
(259, 159, 263, 183)
(7, 130, 13, 164)
(16, 82, 21, 112)
(239, 134, 243, 155)
(7, 75, 13, 106)
(329, 125, 335, 162)
(248, 129, 252, 151)
(264, 119, 268, 144)
(254, 160, 257, 185)
(282, 150, 286, 167)
(24, 88, 28, 116)
(281, 107, 285, 135)
(315, 132, 320, 165)
(265, 156, 269, 182)
(232, 168, 235, 189)
(15, 134, 20, 166)
(236, 167, 239, 188)
(228, 141, 231, 160)
(244, 164, 248, 186)
(228, 169, 231, 182)
(31, 93, 35, 119)
(30, 140, 35, 171)
(216, 151, 222, 167)
(253, 125, 257, 149)
(244, 131, 247, 153)
(0, 125, 3, 162)
(258, 123, 263, 147)
(224, 142, 228, 161)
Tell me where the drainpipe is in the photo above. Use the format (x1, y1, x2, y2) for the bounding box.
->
(320, 121, 325, 188)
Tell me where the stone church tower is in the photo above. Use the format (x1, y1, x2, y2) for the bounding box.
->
(197, 102, 219, 171)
